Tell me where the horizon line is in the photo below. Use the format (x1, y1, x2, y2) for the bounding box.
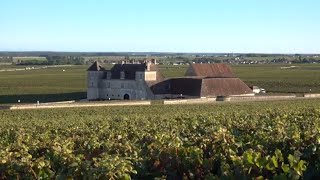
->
(0, 50, 319, 55)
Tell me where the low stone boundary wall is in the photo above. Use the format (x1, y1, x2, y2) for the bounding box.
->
(9, 101, 151, 110)
(231, 95, 296, 101)
(2, 94, 320, 110)
(38, 100, 76, 105)
(303, 94, 320, 98)
(163, 98, 216, 105)
(216, 96, 231, 101)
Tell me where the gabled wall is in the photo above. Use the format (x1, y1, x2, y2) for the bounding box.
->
(87, 71, 105, 100)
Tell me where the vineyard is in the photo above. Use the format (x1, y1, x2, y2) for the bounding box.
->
(0, 64, 319, 104)
(1, 99, 320, 179)
(1, 64, 320, 104)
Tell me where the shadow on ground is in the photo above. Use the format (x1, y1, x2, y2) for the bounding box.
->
(0, 92, 86, 104)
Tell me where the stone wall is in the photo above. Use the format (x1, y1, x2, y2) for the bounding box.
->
(163, 98, 216, 105)
(231, 95, 296, 101)
(87, 88, 99, 100)
(154, 94, 199, 99)
(303, 93, 320, 98)
(88, 70, 157, 100)
(87, 71, 105, 100)
(98, 79, 150, 100)
(9, 101, 151, 110)
(144, 71, 157, 81)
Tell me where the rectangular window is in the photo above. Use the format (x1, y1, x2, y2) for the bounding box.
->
(120, 71, 125, 79)
(139, 74, 143, 79)
(107, 82, 110, 88)
(121, 83, 124, 88)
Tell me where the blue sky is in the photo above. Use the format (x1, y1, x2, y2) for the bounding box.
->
(0, 0, 319, 53)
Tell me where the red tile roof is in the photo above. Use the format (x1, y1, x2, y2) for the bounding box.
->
(185, 63, 235, 78)
(200, 78, 253, 96)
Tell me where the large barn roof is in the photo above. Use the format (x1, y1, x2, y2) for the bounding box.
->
(200, 78, 252, 96)
(185, 63, 235, 78)
(87, 61, 106, 71)
(149, 77, 253, 97)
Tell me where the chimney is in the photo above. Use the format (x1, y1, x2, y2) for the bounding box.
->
(146, 61, 151, 71)
(151, 58, 157, 64)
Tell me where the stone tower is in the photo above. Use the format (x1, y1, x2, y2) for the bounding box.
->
(87, 61, 105, 100)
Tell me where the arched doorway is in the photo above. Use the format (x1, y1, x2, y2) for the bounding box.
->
(124, 94, 130, 100)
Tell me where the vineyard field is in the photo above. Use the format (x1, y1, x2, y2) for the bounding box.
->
(0, 64, 320, 103)
(1, 99, 320, 179)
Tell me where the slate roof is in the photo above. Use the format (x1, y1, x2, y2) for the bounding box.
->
(110, 64, 146, 80)
(169, 78, 203, 96)
(148, 77, 201, 95)
(185, 63, 235, 78)
(109, 63, 164, 80)
(87, 61, 106, 71)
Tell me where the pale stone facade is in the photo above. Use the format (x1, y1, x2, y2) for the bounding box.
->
(87, 61, 157, 100)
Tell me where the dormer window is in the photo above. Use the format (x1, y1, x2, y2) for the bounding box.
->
(120, 71, 125, 79)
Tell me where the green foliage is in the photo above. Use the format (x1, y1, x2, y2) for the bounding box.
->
(0, 100, 320, 179)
